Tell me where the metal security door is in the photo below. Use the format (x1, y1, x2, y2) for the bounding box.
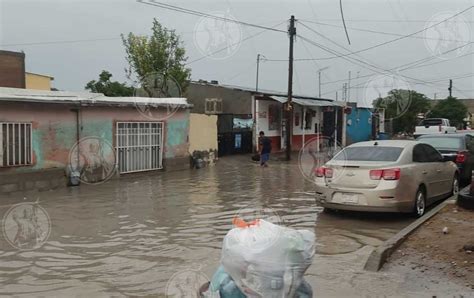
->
(116, 122, 163, 174)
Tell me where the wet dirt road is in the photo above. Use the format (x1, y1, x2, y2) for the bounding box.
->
(0, 155, 463, 296)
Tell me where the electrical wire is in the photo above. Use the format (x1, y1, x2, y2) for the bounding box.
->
(299, 20, 469, 43)
(339, 0, 351, 45)
(297, 6, 473, 60)
(137, 0, 287, 33)
(298, 34, 471, 98)
(185, 20, 287, 65)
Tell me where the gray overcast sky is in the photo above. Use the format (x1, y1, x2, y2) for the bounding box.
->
(1, 0, 473, 105)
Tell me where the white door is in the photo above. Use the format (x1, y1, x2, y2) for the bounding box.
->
(116, 122, 163, 173)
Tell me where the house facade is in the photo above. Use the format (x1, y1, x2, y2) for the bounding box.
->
(0, 87, 191, 194)
(186, 81, 345, 155)
(25, 72, 54, 90)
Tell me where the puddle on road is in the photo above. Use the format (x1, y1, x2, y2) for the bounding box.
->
(0, 156, 412, 296)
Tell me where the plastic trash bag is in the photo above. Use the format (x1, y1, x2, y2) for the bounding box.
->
(219, 218, 315, 297)
(202, 265, 313, 298)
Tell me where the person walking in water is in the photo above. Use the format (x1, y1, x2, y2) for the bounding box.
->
(259, 131, 272, 167)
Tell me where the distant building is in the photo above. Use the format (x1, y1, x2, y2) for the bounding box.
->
(186, 81, 345, 156)
(0, 50, 54, 90)
(0, 50, 26, 88)
(25, 72, 54, 90)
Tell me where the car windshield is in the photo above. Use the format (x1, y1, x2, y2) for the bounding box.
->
(333, 146, 403, 162)
(418, 137, 462, 150)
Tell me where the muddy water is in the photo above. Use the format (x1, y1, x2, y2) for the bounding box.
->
(0, 156, 412, 296)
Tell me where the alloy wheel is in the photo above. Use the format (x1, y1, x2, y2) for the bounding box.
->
(452, 177, 459, 195)
(416, 191, 425, 217)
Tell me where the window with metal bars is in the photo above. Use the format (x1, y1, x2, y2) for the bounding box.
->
(0, 123, 33, 167)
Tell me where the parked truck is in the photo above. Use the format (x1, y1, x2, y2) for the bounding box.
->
(414, 118, 456, 138)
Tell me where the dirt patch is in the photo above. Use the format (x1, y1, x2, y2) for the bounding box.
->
(389, 203, 474, 290)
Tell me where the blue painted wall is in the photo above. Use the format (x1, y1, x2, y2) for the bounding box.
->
(346, 108, 373, 145)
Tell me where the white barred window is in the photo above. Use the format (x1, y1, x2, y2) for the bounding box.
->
(0, 123, 33, 167)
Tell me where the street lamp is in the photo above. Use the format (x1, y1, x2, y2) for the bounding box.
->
(317, 66, 330, 98)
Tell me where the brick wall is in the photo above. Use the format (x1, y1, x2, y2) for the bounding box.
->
(0, 50, 25, 88)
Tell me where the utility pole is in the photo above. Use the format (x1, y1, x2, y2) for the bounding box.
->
(286, 15, 296, 161)
(448, 79, 453, 97)
(256, 54, 265, 92)
(356, 71, 360, 102)
(348, 71, 351, 102)
(318, 71, 321, 98)
(317, 66, 329, 98)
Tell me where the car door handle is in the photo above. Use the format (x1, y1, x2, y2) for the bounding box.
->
(436, 169, 441, 173)
(422, 171, 428, 174)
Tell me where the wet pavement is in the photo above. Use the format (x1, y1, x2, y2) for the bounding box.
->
(0, 155, 466, 296)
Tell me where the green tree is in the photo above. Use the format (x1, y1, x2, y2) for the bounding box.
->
(122, 19, 191, 96)
(429, 96, 468, 129)
(85, 70, 134, 97)
(373, 89, 431, 134)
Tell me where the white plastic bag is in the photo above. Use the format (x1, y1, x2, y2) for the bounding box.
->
(221, 219, 315, 297)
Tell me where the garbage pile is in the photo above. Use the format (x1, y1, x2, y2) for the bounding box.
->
(202, 218, 315, 297)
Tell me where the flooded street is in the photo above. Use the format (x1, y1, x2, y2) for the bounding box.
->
(1, 156, 420, 296)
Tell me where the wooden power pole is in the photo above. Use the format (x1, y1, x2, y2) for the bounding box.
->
(286, 15, 296, 161)
(448, 79, 453, 97)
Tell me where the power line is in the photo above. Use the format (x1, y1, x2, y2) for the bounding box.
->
(298, 21, 473, 91)
(298, 34, 471, 98)
(185, 20, 287, 65)
(297, 6, 473, 60)
(137, 0, 287, 33)
(300, 19, 470, 43)
(318, 44, 473, 86)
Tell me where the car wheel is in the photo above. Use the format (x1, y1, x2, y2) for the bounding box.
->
(413, 188, 426, 217)
(452, 175, 460, 196)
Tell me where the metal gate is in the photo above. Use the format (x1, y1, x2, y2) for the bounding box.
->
(116, 122, 163, 174)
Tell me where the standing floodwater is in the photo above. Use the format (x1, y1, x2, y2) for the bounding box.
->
(0, 156, 412, 296)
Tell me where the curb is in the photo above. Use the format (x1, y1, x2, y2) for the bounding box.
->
(364, 197, 455, 272)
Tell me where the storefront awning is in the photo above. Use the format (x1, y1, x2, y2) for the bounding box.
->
(270, 96, 344, 107)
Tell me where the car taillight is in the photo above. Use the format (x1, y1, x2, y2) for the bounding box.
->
(315, 167, 325, 177)
(315, 167, 333, 178)
(369, 168, 401, 180)
(369, 169, 383, 180)
(456, 151, 467, 163)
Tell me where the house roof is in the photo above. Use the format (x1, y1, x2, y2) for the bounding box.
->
(270, 96, 345, 107)
(25, 72, 55, 80)
(0, 87, 192, 108)
(190, 81, 336, 102)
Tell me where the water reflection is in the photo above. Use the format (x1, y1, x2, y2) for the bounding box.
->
(0, 156, 409, 296)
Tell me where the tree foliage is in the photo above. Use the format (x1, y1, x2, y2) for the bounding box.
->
(85, 70, 134, 97)
(373, 89, 431, 134)
(122, 19, 191, 96)
(429, 96, 468, 129)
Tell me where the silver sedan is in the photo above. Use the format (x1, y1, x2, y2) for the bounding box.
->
(315, 140, 459, 217)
